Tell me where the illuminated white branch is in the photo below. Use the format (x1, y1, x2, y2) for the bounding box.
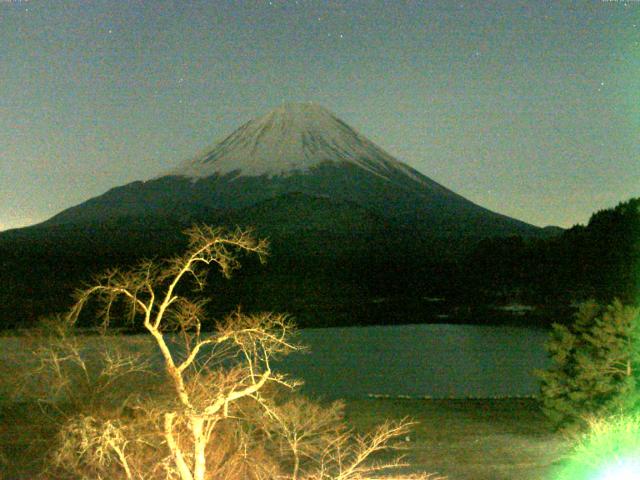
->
(43, 225, 434, 480)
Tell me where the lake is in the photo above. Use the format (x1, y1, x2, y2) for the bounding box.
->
(1, 323, 552, 401)
(277, 323, 551, 399)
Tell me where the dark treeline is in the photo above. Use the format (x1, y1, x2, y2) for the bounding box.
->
(0, 197, 637, 330)
(459, 197, 640, 310)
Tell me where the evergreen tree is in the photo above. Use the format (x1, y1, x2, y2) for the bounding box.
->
(535, 300, 640, 430)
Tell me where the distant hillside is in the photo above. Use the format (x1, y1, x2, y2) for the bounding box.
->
(461, 197, 640, 309)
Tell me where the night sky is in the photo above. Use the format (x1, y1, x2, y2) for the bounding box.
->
(1, 0, 638, 231)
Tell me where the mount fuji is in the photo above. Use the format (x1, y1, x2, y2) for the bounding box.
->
(42, 102, 539, 238)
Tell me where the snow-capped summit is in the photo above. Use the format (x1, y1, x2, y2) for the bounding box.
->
(170, 102, 426, 184)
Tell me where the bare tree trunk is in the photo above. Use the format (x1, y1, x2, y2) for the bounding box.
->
(147, 326, 193, 409)
(165, 412, 194, 480)
(191, 416, 207, 480)
(289, 437, 300, 480)
(112, 443, 133, 480)
(292, 452, 300, 480)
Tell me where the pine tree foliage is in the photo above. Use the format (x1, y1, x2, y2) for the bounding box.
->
(535, 300, 640, 430)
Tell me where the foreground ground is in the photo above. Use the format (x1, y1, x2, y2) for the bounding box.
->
(345, 398, 570, 480)
(1, 397, 570, 479)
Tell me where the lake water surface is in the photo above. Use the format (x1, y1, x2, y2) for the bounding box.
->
(2, 323, 552, 401)
(277, 323, 551, 399)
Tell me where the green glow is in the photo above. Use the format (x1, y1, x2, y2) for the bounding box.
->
(556, 414, 640, 480)
(594, 459, 640, 480)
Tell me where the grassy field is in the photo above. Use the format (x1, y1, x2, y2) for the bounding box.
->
(1, 397, 571, 479)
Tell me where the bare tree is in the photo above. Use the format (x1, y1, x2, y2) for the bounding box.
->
(30, 225, 439, 480)
(263, 396, 444, 480)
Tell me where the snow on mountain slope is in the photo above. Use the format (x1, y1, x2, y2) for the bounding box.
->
(169, 102, 435, 187)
